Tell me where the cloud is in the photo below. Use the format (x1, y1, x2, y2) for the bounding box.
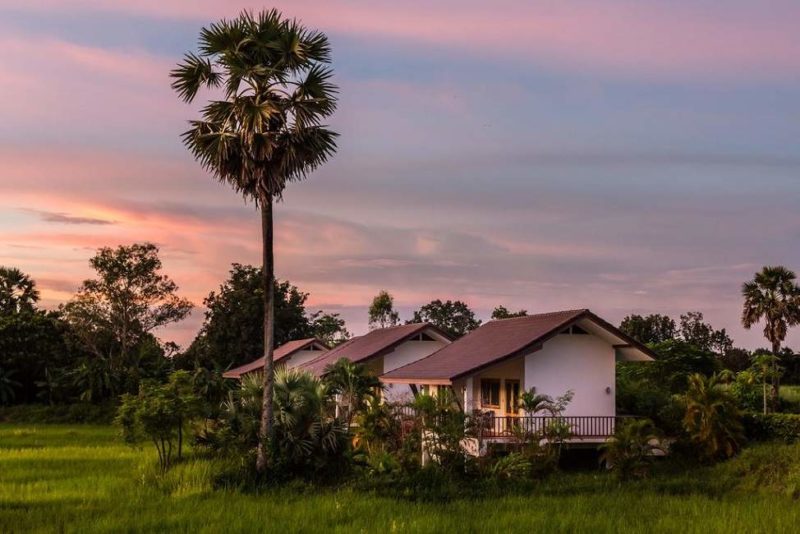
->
(28, 209, 116, 225)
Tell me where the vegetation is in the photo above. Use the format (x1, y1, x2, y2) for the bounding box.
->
(6, 425, 800, 532)
(491, 306, 528, 320)
(368, 290, 401, 330)
(600, 419, 663, 480)
(408, 299, 481, 338)
(172, 8, 339, 472)
(681, 373, 744, 461)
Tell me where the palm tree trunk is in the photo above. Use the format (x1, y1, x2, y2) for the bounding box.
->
(771, 339, 781, 408)
(256, 196, 276, 474)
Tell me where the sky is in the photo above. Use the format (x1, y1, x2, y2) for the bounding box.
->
(0, 0, 798, 349)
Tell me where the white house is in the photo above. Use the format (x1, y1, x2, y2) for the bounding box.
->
(381, 309, 655, 442)
(222, 338, 330, 379)
(300, 322, 453, 402)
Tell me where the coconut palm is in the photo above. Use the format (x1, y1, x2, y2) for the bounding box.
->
(741, 266, 800, 400)
(0, 267, 39, 315)
(681, 373, 743, 461)
(171, 9, 338, 472)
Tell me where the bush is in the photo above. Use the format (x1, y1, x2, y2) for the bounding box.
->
(490, 452, 532, 481)
(743, 413, 800, 443)
(600, 419, 663, 480)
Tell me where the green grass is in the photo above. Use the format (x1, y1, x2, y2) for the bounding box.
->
(2, 425, 800, 533)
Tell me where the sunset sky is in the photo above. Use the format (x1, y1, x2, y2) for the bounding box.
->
(1, 0, 799, 349)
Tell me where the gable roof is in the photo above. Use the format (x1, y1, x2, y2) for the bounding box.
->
(299, 322, 451, 376)
(381, 309, 656, 384)
(222, 338, 328, 379)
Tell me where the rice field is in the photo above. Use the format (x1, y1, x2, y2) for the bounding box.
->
(1, 424, 799, 533)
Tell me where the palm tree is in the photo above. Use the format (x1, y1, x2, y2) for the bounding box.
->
(171, 10, 338, 473)
(0, 267, 39, 315)
(599, 418, 663, 480)
(681, 373, 743, 461)
(323, 358, 382, 431)
(751, 353, 781, 415)
(741, 266, 800, 400)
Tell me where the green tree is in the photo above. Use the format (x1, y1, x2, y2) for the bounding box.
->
(681, 373, 743, 461)
(183, 264, 326, 370)
(750, 353, 781, 415)
(679, 311, 733, 355)
(619, 314, 676, 345)
(600, 419, 663, 480)
(368, 290, 400, 330)
(61, 243, 192, 398)
(309, 311, 350, 346)
(322, 358, 382, 431)
(491, 306, 527, 320)
(0, 267, 40, 315)
(172, 9, 338, 473)
(742, 266, 800, 400)
(409, 299, 480, 338)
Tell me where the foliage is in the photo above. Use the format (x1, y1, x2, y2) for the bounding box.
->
(116, 371, 201, 472)
(409, 299, 481, 338)
(742, 413, 800, 443)
(680, 373, 744, 461)
(353, 397, 402, 454)
(61, 243, 191, 400)
(412, 390, 467, 472)
(489, 452, 532, 480)
(0, 266, 39, 315)
(0, 403, 117, 424)
(600, 419, 663, 480)
(181, 265, 346, 370)
(322, 359, 381, 431)
(490, 306, 527, 320)
(368, 290, 400, 329)
(678, 312, 733, 355)
(635, 339, 719, 393)
(309, 311, 350, 346)
(620, 313, 676, 345)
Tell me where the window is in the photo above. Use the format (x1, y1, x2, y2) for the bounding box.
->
(505, 380, 520, 413)
(481, 379, 500, 408)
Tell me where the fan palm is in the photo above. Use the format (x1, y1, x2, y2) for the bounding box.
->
(171, 9, 338, 472)
(741, 266, 800, 400)
(681, 373, 743, 461)
(0, 267, 39, 315)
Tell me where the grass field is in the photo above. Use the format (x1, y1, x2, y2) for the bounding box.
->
(2, 425, 800, 533)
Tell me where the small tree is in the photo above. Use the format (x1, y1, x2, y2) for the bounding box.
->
(600, 419, 663, 480)
(116, 371, 201, 472)
(491, 306, 527, 320)
(368, 290, 400, 330)
(409, 299, 481, 338)
(323, 358, 382, 431)
(751, 353, 781, 415)
(680, 373, 743, 461)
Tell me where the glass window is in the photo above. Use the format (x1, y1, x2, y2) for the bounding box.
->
(481, 379, 500, 408)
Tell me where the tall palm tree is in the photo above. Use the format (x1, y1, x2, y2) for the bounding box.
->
(741, 266, 800, 400)
(0, 267, 40, 315)
(171, 10, 338, 473)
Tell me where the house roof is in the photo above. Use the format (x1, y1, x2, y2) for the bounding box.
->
(299, 322, 451, 376)
(381, 309, 656, 384)
(222, 338, 328, 379)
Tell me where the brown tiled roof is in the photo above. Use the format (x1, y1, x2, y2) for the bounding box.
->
(300, 323, 450, 376)
(383, 309, 627, 383)
(223, 338, 327, 379)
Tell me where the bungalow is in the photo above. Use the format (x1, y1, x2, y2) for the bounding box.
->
(300, 322, 452, 402)
(381, 309, 655, 442)
(222, 338, 330, 379)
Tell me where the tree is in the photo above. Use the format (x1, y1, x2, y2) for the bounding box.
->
(61, 243, 192, 397)
(679, 311, 733, 355)
(172, 9, 338, 473)
(619, 314, 676, 345)
(742, 266, 800, 400)
(368, 290, 400, 330)
(599, 419, 663, 480)
(409, 299, 481, 338)
(751, 353, 781, 414)
(680, 373, 743, 461)
(322, 358, 382, 431)
(309, 311, 350, 346)
(491, 306, 527, 320)
(183, 265, 328, 370)
(0, 267, 40, 315)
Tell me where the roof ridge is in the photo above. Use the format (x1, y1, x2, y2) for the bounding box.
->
(487, 308, 589, 323)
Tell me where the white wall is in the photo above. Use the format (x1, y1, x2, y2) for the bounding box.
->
(382, 339, 448, 402)
(523, 333, 616, 417)
(285, 348, 326, 369)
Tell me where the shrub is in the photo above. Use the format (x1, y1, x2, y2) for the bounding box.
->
(680, 373, 744, 461)
(742, 413, 800, 443)
(490, 453, 532, 481)
(600, 419, 663, 480)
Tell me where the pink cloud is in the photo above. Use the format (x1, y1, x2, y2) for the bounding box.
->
(10, 1, 800, 79)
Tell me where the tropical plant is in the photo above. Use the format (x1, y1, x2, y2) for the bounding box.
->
(490, 452, 532, 480)
(116, 371, 201, 472)
(681, 373, 744, 461)
(412, 390, 466, 472)
(323, 359, 382, 431)
(354, 396, 401, 454)
(742, 266, 800, 399)
(600, 419, 663, 480)
(368, 290, 400, 329)
(172, 9, 338, 473)
(0, 367, 21, 405)
(0, 267, 39, 315)
(751, 353, 782, 414)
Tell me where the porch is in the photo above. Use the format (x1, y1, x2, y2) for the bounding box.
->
(476, 414, 631, 441)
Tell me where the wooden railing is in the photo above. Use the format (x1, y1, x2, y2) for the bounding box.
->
(478, 415, 631, 439)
